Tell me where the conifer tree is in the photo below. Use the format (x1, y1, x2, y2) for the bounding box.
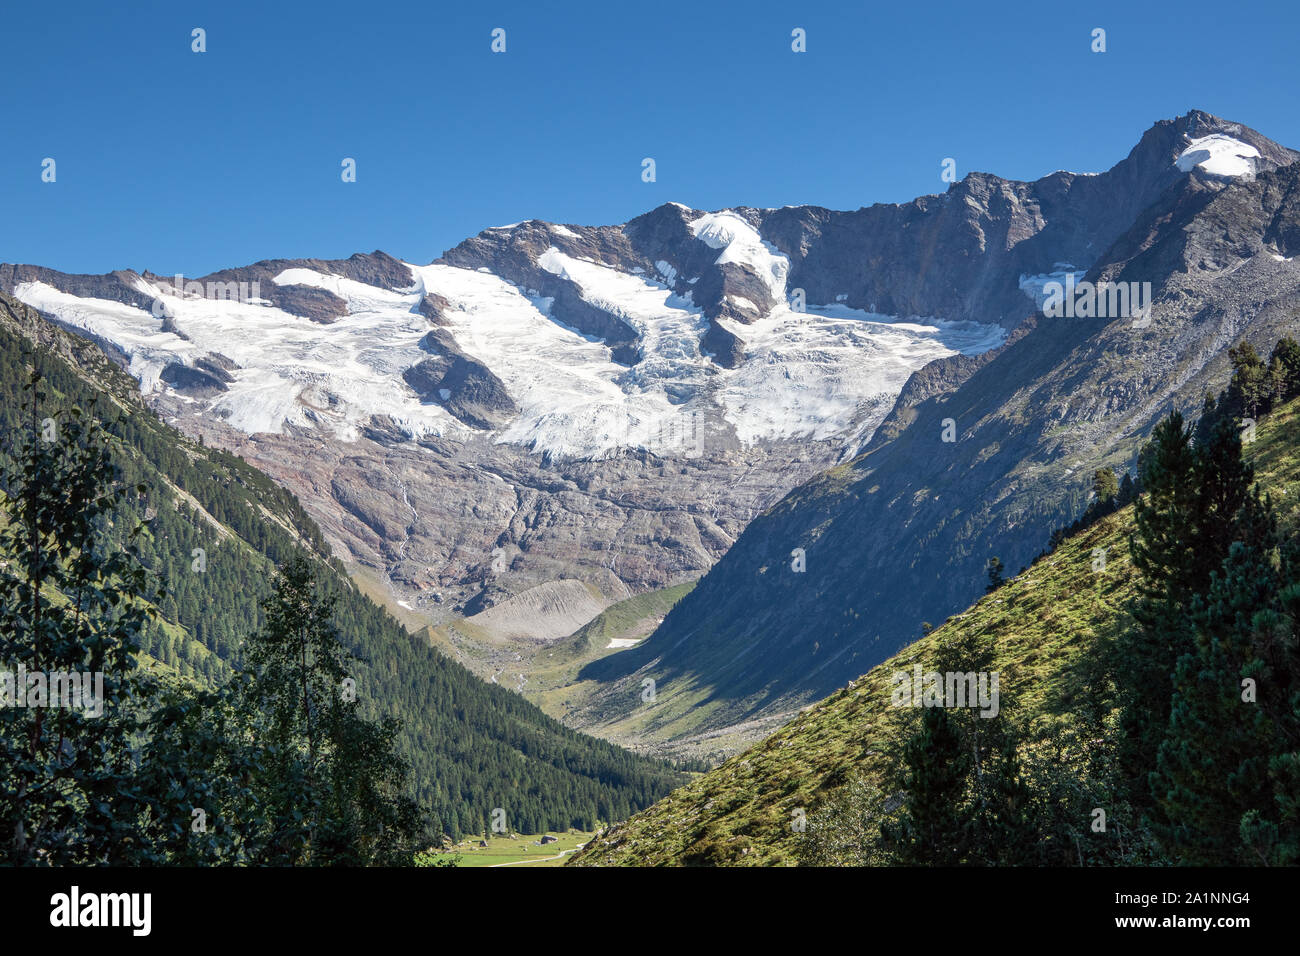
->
(1092, 468, 1119, 508)
(1193, 409, 1255, 571)
(1121, 411, 1200, 799)
(985, 556, 1005, 594)
(1268, 336, 1300, 404)
(1228, 342, 1268, 418)
(1151, 490, 1280, 863)
(883, 705, 970, 864)
(239, 556, 425, 865)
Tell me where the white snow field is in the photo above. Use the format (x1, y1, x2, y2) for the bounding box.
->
(14, 217, 1005, 460)
(16, 274, 445, 442)
(1175, 134, 1261, 178)
(716, 303, 1002, 448)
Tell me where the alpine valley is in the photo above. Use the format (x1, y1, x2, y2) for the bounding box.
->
(6, 108, 1300, 781)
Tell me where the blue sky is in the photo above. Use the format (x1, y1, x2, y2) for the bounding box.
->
(3, 0, 1297, 276)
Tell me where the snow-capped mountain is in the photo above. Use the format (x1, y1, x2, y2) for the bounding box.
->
(9, 213, 1002, 460)
(573, 113, 1300, 749)
(4, 110, 1295, 679)
(2, 209, 1010, 634)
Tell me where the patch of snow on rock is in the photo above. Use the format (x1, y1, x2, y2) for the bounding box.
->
(689, 211, 789, 301)
(1175, 134, 1260, 178)
(1018, 267, 1088, 311)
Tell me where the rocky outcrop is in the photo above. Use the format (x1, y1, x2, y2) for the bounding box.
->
(417, 291, 454, 324)
(159, 357, 234, 398)
(404, 329, 518, 429)
(623, 203, 777, 325)
(180, 251, 414, 323)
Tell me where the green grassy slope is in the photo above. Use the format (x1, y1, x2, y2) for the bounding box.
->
(549, 581, 697, 664)
(570, 398, 1300, 866)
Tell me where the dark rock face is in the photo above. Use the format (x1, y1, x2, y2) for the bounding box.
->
(199, 352, 239, 373)
(402, 356, 451, 395)
(701, 323, 744, 368)
(179, 251, 413, 323)
(754, 111, 1300, 331)
(620, 202, 695, 261)
(317, 250, 415, 290)
(241, 281, 345, 323)
(160, 361, 230, 398)
(417, 291, 454, 324)
(405, 330, 518, 429)
(160, 352, 240, 399)
(623, 203, 776, 324)
(360, 415, 412, 446)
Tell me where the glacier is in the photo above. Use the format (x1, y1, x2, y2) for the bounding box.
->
(14, 225, 1005, 461)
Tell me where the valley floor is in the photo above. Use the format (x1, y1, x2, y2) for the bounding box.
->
(421, 830, 596, 868)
